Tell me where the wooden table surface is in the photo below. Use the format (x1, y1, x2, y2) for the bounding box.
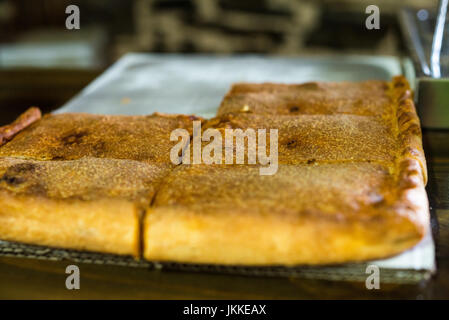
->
(0, 70, 448, 299)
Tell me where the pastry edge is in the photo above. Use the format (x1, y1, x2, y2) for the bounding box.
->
(0, 190, 141, 257)
(142, 76, 430, 266)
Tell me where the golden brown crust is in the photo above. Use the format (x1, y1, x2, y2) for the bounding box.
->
(0, 111, 202, 256)
(0, 157, 170, 256)
(143, 76, 429, 265)
(0, 157, 168, 204)
(0, 111, 203, 256)
(217, 80, 392, 117)
(0, 77, 429, 265)
(0, 107, 41, 146)
(203, 113, 398, 163)
(389, 76, 427, 184)
(144, 163, 427, 265)
(215, 76, 427, 183)
(0, 112, 201, 162)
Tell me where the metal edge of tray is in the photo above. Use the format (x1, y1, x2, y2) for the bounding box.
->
(0, 239, 432, 284)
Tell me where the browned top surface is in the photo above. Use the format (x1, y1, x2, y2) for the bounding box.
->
(154, 163, 397, 219)
(0, 157, 169, 204)
(150, 161, 426, 258)
(217, 80, 392, 117)
(204, 113, 398, 163)
(0, 112, 200, 163)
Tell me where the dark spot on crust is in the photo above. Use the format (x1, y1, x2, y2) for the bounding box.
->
(0, 175, 26, 186)
(0, 163, 36, 186)
(93, 141, 107, 156)
(285, 140, 298, 149)
(394, 82, 405, 88)
(307, 159, 316, 164)
(61, 130, 88, 145)
(372, 200, 386, 208)
(398, 112, 417, 127)
(407, 124, 422, 136)
(289, 106, 300, 113)
(188, 115, 201, 121)
(51, 156, 65, 160)
(7, 163, 37, 174)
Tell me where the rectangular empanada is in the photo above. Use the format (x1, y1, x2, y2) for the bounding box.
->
(144, 76, 429, 265)
(0, 112, 200, 163)
(217, 80, 392, 117)
(144, 161, 428, 265)
(0, 76, 429, 266)
(0, 112, 199, 256)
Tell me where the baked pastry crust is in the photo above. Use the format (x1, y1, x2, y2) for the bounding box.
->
(0, 112, 200, 163)
(144, 76, 429, 265)
(204, 113, 398, 164)
(0, 112, 200, 256)
(0, 157, 169, 256)
(217, 80, 392, 117)
(144, 162, 427, 265)
(213, 76, 426, 182)
(0, 76, 429, 266)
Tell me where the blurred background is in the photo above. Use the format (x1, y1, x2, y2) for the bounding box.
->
(0, 0, 438, 124)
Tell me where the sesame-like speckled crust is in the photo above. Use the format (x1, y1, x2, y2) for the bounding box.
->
(217, 80, 392, 117)
(204, 113, 398, 163)
(144, 163, 428, 265)
(215, 76, 427, 182)
(0, 157, 170, 256)
(0, 76, 429, 265)
(0, 112, 201, 256)
(0, 157, 168, 204)
(0, 112, 201, 162)
(144, 76, 429, 265)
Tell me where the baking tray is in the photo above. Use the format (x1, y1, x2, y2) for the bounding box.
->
(0, 54, 436, 283)
(0, 239, 432, 284)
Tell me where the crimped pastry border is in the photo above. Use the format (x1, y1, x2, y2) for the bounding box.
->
(386, 76, 429, 239)
(390, 76, 427, 184)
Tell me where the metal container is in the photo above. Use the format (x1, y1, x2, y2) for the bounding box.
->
(399, 3, 449, 128)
